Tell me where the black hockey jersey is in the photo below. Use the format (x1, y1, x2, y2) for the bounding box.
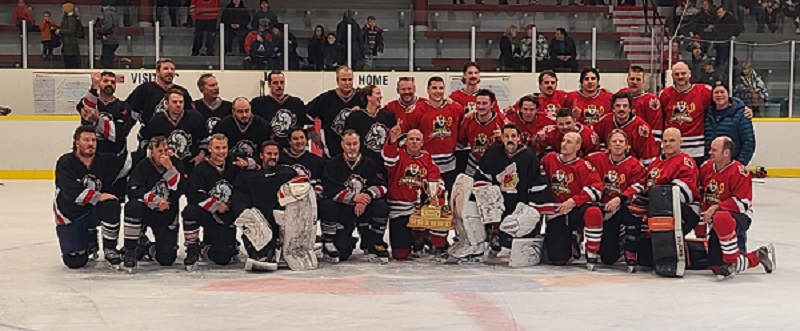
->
(252, 94, 312, 147)
(211, 116, 273, 158)
(127, 156, 185, 210)
(194, 98, 233, 134)
(279, 148, 326, 196)
(125, 82, 192, 126)
(475, 144, 551, 212)
(232, 165, 298, 221)
(322, 154, 387, 205)
(307, 89, 366, 157)
(53, 152, 126, 225)
(184, 157, 255, 219)
(139, 110, 208, 165)
(78, 93, 135, 156)
(344, 108, 396, 172)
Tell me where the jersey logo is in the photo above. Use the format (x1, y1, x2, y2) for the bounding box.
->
(155, 97, 168, 115)
(271, 109, 297, 138)
(472, 133, 491, 157)
(703, 179, 723, 205)
(551, 170, 574, 195)
(234, 140, 256, 157)
(738, 165, 749, 177)
(546, 104, 558, 120)
(520, 131, 532, 145)
(583, 105, 604, 126)
(670, 101, 695, 123)
(168, 129, 192, 159)
(150, 180, 170, 201)
(80, 174, 103, 191)
(331, 108, 352, 137)
(646, 167, 662, 188)
(465, 102, 476, 113)
(210, 179, 233, 204)
(400, 163, 426, 188)
(603, 170, 625, 196)
(345, 174, 367, 194)
(290, 163, 311, 178)
(206, 117, 221, 134)
(496, 162, 519, 194)
(431, 115, 453, 138)
(683, 157, 695, 169)
(648, 97, 660, 111)
(365, 123, 389, 153)
(638, 125, 650, 138)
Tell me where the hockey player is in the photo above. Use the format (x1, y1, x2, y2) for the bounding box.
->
(307, 65, 366, 157)
(54, 125, 127, 269)
(585, 129, 646, 270)
(383, 126, 445, 260)
(319, 130, 390, 263)
(458, 89, 506, 176)
(536, 108, 600, 157)
(231, 141, 300, 271)
(251, 71, 312, 148)
(593, 92, 659, 165)
(181, 134, 257, 271)
(122, 136, 185, 271)
(212, 97, 273, 159)
(407, 76, 464, 191)
(77, 71, 135, 267)
(126, 58, 193, 127)
(618, 66, 661, 130)
(503, 71, 567, 122)
(345, 85, 397, 177)
(701, 136, 776, 279)
(138, 88, 207, 175)
(540, 132, 605, 269)
(384, 77, 426, 128)
(505, 95, 554, 148)
(565, 68, 613, 127)
(658, 61, 713, 164)
(193, 73, 232, 134)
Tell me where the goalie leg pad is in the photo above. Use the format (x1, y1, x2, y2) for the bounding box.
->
(235, 208, 274, 253)
(508, 237, 544, 268)
(544, 215, 572, 265)
(274, 195, 318, 271)
(448, 201, 487, 258)
(648, 185, 685, 277)
(500, 203, 541, 238)
(472, 185, 505, 224)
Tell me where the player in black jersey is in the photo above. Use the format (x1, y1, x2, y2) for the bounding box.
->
(193, 73, 232, 134)
(212, 97, 273, 160)
(344, 85, 396, 178)
(307, 66, 366, 157)
(126, 58, 192, 126)
(251, 71, 312, 147)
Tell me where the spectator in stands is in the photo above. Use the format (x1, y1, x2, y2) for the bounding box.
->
(739, 0, 768, 33)
(98, 0, 119, 69)
(761, 0, 781, 33)
(324, 32, 344, 70)
(785, 0, 800, 34)
(58, 2, 83, 69)
(244, 18, 273, 69)
(156, 0, 179, 27)
(221, 0, 250, 55)
(337, 10, 364, 70)
(705, 82, 755, 165)
(711, 6, 740, 68)
(549, 28, 578, 73)
(250, 0, 278, 30)
(694, 0, 716, 38)
(686, 35, 707, 77)
(269, 24, 300, 70)
(362, 16, 384, 71)
(697, 58, 725, 86)
(675, 0, 700, 36)
(39, 11, 59, 60)
(500, 25, 522, 72)
(190, 0, 221, 56)
(117, 0, 132, 27)
(13, 0, 36, 32)
(735, 62, 768, 116)
(308, 25, 326, 70)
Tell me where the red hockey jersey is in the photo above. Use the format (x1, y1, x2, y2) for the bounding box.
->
(540, 153, 603, 205)
(537, 124, 600, 157)
(565, 90, 613, 127)
(585, 152, 645, 203)
(658, 84, 712, 158)
(625, 152, 699, 205)
(384, 96, 426, 131)
(407, 100, 464, 173)
(505, 111, 555, 148)
(383, 140, 442, 218)
(458, 112, 506, 175)
(699, 160, 753, 218)
(538, 90, 569, 120)
(449, 89, 502, 115)
(593, 114, 659, 165)
(619, 88, 662, 132)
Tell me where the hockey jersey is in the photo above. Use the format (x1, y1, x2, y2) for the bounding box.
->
(53, 152, 126, 225)
(184, 158, 253, 219)
(625, 152, 699, 207)
(458, 112, 506, 176)
(127, 156, 185, 210)
(537, 90, 569, 120)
(211, 116, 273, 159)
(618, 88, 661, 131)
(78, 92, 135, 156)
(139, 109, 208, 164)
(475, 144, 551, 213)
(407, 100, 464, 173)
(505, 110, 555, 148)
(125, 82, 192, 126)
(540, 153, 603, 206)
(344, 108, 397, 171)
(279, 148, 326, 197)
(384, 97, 425, 130)
(232, 165, 298, 220)
(251, 94, 312, 147)
(322, 154, 387, 206)
(565, 90, 613, 127)
(592, 114, 659, 165)
(537, 124, 600, 157)
(585, 152, 645, 203)
(193, 98, 232, 134)
(449, 89, 502, 115)
(383, 141, 442, 218)
(658, 84, 712, 157)
(699, 160, 753, 218)
(307, 89, 366, 157)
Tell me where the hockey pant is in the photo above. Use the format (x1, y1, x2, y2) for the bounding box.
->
(181, 204, 238, 265)
(637, 204, 700, 268)
(389, 215, 448, 260)
(318, 198, 389, 261)
(55, 206, 99, 269)
(708, 211, 760, 274)
(544, 204, 603, 265)
(599, 206, 641, 265)
(123, 200, 180, 266)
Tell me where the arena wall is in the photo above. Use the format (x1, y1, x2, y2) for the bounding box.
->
(0, 69, 797, 178)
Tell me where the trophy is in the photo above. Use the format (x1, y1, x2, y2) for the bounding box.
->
(408, 181, 453, 231)
(427, 181, 440, 207)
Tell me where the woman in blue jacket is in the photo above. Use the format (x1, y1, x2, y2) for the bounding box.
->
(705, 82, 756, 166)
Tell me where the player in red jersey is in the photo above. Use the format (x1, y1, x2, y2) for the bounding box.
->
(407, 76, 464, 191)
(593, 92, 660, 165)
(536, 108, 599, 157)
(701, 136, 775, 280)
(658, 61, 713, 163)
(505, 95, 554, 149)
(503, 71, 568, 121)
(384, 77, 426, 130)
(540, 132, 605, 269)
(565, 68, 612, 127)
(618, 66, 661, 130)
(585, 129, 646, 271)
(458, 89, 506, 176)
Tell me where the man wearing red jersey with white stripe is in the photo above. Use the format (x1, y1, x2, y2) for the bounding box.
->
(384, 77, 426, 129)
(505, 95, 554, 149)
(565, 68, 613, 128)
(658, 61, 713, 165)
(458, 89, 506, 176)
(593, 92, 659, 165)
(618, 66, 661, 129)
(503, 71, 567, 122)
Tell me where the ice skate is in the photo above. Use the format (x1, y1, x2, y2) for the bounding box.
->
(244, 258, 278, 272)
(321, 240, 340, 263)
(136, 236, 153, 261)
(431, 247, 450, 262)
(757, 243, 776, 273)
(367, 243, 390, 265)
(122, 247, 137, 273)
(103, 248, 121, 269)
(87, 230, 100, 261)
(586, 252, 599, 271)
(625, 251, 637, 273)
(184, 243, 200, 272)
(717, 263, 736, 281)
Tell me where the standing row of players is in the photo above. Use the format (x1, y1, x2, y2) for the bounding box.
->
(53, 59, 773, 278)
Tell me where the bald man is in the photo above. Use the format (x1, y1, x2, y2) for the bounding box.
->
(212, 97, 273, 160)
(657, 61, 712, 164)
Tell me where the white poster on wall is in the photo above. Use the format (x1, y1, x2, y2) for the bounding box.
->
(447, 74, 513, 109)
(33, 72, 92, 114)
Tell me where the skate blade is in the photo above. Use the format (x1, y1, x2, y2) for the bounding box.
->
(108, 263, 121, 271)
(767, 243, 777, 273)
(367, 255, 389, 265)
(586, 264, 596, 272)
(324, 255, 340, 263)
(89, 253, 100, 261)
(185, 264, 198, 272)
(124, 266, 136, 274)
(627, 265, 637, 273)
(717, 274, 735, 281)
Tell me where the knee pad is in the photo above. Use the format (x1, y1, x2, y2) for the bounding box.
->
(317, 199, 339, 222)
(96, 200, 121, 223)
(156, 250, 177, 266)
(62, 252, 89, 269)
(209, 245, 237, 265)
(712, 211, 737, 238)
(124, 200, 146, 219)
(368, 200, 390, 218)
(583, 206, 603, 228)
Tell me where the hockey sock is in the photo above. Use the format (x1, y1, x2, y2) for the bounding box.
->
(183, 219, 200, 246)
(584, 206, 603, 254)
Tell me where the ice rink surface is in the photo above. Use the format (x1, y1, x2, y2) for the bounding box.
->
(0, 179, 798, 331)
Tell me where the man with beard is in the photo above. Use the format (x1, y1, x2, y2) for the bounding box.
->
(504, 71, 567, 122)
(565, 68, 613, 128)
(307, 65, 366, 157)
(122, 136, 185, 272)
(505, 95, 554, 149)
(54, 125, 127, 269)
(384, 77, 426, 128)
(193, 73, 232, 134)
(458, 89, 506, 176)
(319, 131, 390, 263)
(138, 88, 207, 175)
(407, 77, 464, 191)
(212, 97, 273, 160)
(593, 92, 659, 166)
(77, 71, 135, 267)
(126, 58, 193, 127)
(182, 134, 257, 271)
(231, 141, 299, 271)
(251, 71, 312, 148)
(383, 127, 445, 260)
(618, 66, 661, 130)
(536, 108, 599, 157)
(345, 85, 396, 178)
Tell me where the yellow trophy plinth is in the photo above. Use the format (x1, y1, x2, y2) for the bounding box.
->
(408, 205, 454, 231)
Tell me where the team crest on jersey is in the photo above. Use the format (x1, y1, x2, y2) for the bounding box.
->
(80, 174, 103, 191)
(365, 123, 389, 153)
(345, 174, 367, 193)
(521, 131, 531, 144)
(649, 97, 660, 111)
(400, 163, 426, 188)
(671, 101, 695, 123)
(683, 157, 694, 169)
(603, 170, 626, 196)
(704, 179, 724, 205)
(271, 109, 297, 138)
(431, 115, 453, 138)
(551, 170, 574, 194)
(151, 181, 170, 201)
(466, 102, 476, 113)
(234, 140, 256, 157)
(496, 163, 519, 193)
(638, 125, 650, 138)
(738, 165, 749, 177)
(210, 179, 233, 204)
(646, 167, 662, 187)
(290, 164, 310, 177)
(206, 117, 221, 134)
(473, 133, 490, 156)
(155, 97, 168, 115)
(546, 104, 558, 120)
(331, 108, 352, 137)
(583, 105, 604, 125)
(168, 130, 192, 159)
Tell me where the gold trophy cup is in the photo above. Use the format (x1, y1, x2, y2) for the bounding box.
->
(408, 181, 454, 231)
